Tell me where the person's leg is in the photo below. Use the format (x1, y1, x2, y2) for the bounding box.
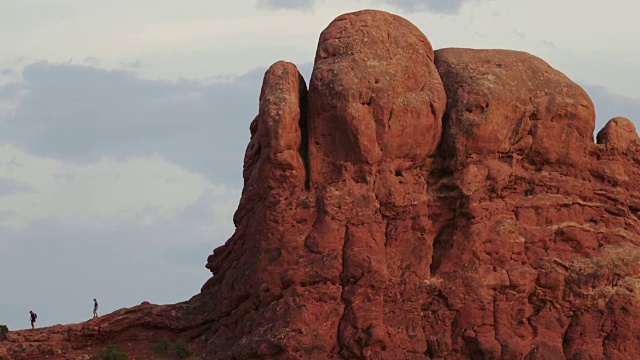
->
(31, 321, 34, 330)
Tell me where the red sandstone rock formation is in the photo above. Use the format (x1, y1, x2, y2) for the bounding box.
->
(0, 302, 207, 359)
(3, 9, 640, 360)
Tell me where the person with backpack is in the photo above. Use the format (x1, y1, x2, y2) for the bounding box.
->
(93, 299, 98, 318)
(29, 311, 37, 329)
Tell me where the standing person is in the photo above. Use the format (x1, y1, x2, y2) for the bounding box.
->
(93, 299, 98, 318)
(29, 311, 37, 329)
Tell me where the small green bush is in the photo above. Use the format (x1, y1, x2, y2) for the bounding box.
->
(152, 339, 170, 355)
(97, 344, 129, 360)
(174, 340, 193, 359)
(0, 324, 8, 339)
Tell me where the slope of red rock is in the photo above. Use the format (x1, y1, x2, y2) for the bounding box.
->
(0, 301, 208, 359)
(3, 9, 640, 360)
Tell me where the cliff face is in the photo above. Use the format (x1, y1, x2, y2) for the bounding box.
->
(200, 10, 640, 359)
(3, 9, 640, 360)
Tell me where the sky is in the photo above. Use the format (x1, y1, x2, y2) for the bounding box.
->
(0, 0, 638, 330)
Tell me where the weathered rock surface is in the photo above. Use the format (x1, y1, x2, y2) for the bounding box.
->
(3, 9, 640, 360)
(596, 116, 640, 153)
(435, 48, 595, 166)
(0, 301, 208, 359)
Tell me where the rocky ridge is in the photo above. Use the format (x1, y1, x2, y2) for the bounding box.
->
(2, 9, 640, 360)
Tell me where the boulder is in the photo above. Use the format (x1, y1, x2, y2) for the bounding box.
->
(435, 48, 595, 166)
(597, 116, 640, 153)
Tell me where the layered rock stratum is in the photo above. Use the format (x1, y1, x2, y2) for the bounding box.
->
(3, 9, 640, 360)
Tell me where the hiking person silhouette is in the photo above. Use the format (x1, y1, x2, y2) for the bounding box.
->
(93, 299, 98, 318)
(29, 311, 37, 329)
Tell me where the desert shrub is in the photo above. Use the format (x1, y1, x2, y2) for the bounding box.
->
(0, 324, 8, 339)
(152, 339, 170, 355)
(174, 340, 193, 359)
(96, 344, 129, 360)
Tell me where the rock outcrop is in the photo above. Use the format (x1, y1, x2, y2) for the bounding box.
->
(435, 48, 595, 166)
(0, 302, 208, 359)
(3, 9, 640, 360)
(596, 116, 640, 153)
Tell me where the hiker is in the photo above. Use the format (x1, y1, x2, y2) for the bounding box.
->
(93, 299, 99, 318)
(29, 311, 37, 329)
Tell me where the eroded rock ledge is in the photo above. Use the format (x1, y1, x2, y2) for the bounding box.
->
(3, 9, 640, 360)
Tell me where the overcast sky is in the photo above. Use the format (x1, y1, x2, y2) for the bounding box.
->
(0, 0, 638, 330)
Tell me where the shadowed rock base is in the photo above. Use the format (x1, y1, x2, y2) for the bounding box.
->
(3, 9, 640, 360)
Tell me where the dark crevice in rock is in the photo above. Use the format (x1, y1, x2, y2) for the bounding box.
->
(336, 224, 350, 357)
(298, 73, 311, 191)
(429, 221, 454, 275)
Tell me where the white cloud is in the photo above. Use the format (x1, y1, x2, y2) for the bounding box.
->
(374, 0, 477, 14)
(0, 143, 238, 231)
(0, 81, 26, 119)
(0, 0, 638, 100)
(257, 0, 316, 11)
(0, 139, 241, 330)
(0, 62, 264, 185)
